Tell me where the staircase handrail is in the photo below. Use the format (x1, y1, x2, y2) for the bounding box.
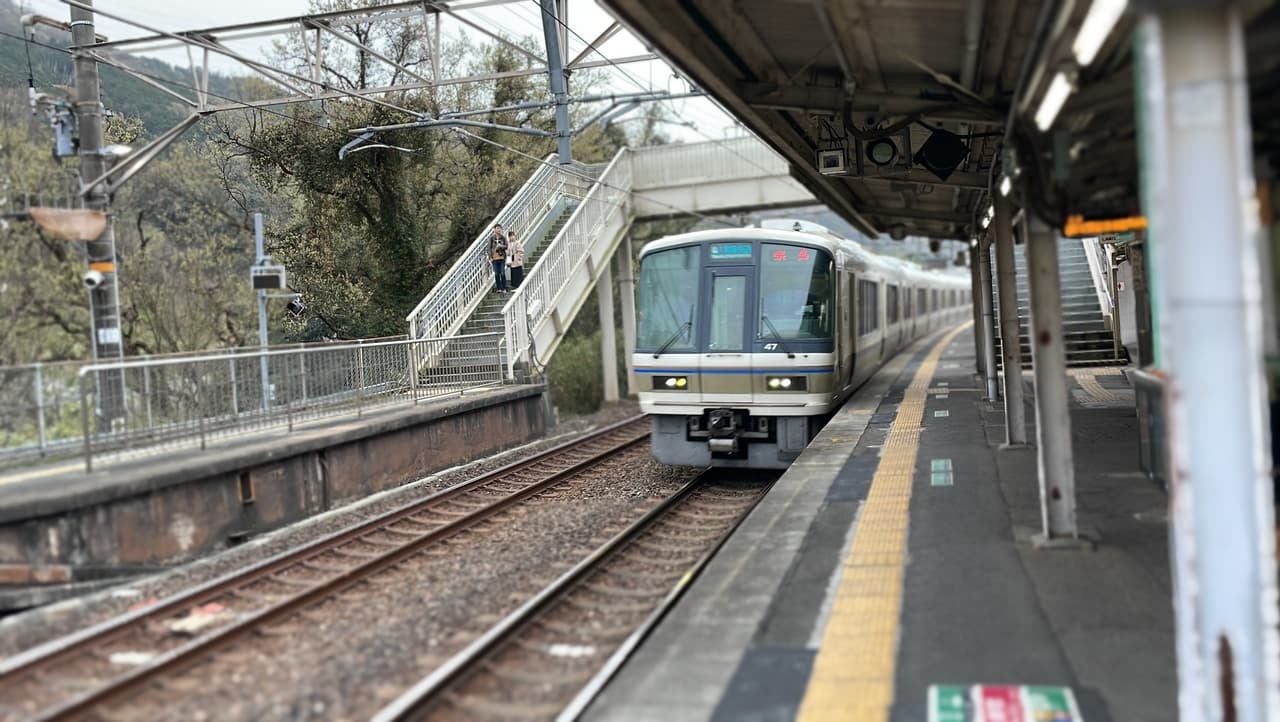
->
(500, 148, 632, 377)
(406, 154, 580, 341)
(1081, 237, 1115, 331)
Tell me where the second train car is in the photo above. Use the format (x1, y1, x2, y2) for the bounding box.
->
(633, 224, 969, 469)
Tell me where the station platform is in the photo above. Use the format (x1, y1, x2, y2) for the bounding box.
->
(0, 384, 552, 609)
(586, 326, 1173, 722)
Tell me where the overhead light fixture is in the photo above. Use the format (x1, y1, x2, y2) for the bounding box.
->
(981, 215, 991, 230)
(913, 128, 970, 182)
(865, 138, 898, 167)
(999, 175, 1013, 197)
(1073, 0, 1128, 67)
(1034, 71, 1074, 132)
(970, 236, 979, 249)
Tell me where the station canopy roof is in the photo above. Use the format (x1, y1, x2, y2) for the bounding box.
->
(602, 0, 1280, 241)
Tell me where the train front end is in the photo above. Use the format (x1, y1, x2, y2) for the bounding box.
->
(633, 230, 839, 469)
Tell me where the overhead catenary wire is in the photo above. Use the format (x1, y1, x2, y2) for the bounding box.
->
(0, 24, 734, 227)
(524, 0, 780, 179)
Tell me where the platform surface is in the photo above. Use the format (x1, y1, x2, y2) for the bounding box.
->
(586, 325, 1173, 722)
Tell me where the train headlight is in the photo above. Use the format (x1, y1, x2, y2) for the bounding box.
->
(654, 376, 689, 390)
(765, 376, 807, 391)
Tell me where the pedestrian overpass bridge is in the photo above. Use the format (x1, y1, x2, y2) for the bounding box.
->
(405, 136, 816, 397)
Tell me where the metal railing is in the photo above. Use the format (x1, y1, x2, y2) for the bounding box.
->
(501, 147, 634, 377)
(1082, 237, 1116, 330)
(73, 333, 503, 471)
(404, 155, 594, 343)
(0, 361, 87, 466)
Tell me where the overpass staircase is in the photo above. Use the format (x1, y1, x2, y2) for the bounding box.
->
(994, 237, 1126, 367)
(406, 137, 815, 381)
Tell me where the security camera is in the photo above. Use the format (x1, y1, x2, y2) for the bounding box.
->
(285, 298, 306, 318)
(83, 269, 105, 289)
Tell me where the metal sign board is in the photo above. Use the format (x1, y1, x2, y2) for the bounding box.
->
(927, 684, 1083, 722)
(251, 265, 287, 290)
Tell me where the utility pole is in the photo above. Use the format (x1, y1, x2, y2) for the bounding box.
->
(540, 0, 572, 164)
(255, 213, 270, 411)
(71, 0, 125, 429)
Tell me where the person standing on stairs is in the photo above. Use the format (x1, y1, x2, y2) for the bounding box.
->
(507, 230, 525, 290)
(489, 223, 508, 293)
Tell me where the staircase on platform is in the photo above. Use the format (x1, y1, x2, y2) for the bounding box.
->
(993, 237, 1125, 367)
(405, 136, 815, 382)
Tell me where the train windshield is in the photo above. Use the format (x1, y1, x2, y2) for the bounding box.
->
(637, 245, 699, 352)
(759, 243, 833, 339)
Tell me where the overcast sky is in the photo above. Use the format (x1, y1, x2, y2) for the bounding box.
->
(18, 0, 740, 141)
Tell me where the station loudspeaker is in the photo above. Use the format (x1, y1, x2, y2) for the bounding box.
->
(914, 129, 969, 182)
(929, 239, 942, 254)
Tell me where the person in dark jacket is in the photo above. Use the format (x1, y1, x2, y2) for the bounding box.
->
(489, 223, 507, 293)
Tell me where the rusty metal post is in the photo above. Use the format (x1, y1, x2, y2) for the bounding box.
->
(1137, 6, 1280, 721)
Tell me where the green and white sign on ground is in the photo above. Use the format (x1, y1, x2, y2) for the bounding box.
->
(930, 458, 954, 486)
(927, 684, 1084, 722)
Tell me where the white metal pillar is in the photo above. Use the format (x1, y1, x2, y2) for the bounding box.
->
(1023, 221, 1077, 540)
(1137, 7, 1280, 722)
(597, 262, 620, 402)
(969, 242, 987, 376)
(979, 239, 1000, 401)
(994, 195, 1027, 444)
(616, 236, 639, 396)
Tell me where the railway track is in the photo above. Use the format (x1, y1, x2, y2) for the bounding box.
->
(372, 470, 773, 722)
(0, 416, 650, 722)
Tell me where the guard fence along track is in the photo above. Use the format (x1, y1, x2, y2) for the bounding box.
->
(373, 470, 774, 722)
(0, 416, 650, 722)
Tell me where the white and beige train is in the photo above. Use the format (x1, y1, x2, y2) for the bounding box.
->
(633, 223, 970, 469)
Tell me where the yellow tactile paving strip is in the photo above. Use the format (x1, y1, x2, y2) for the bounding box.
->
(1066, 367, 1124, 403)
(796, 323, 971, 722)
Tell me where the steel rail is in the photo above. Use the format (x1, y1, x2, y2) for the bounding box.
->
(372, 470, 772, 722)
(2, 415, 649, 721)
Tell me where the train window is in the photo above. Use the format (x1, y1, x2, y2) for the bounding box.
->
(857, 279, 880, 336)
(932, 289, 939, 311)
(918, 288, 928, 315)
(904, 287, 912, 318)
(708, 275, 746, 351)
(887, 285, 900, 323)
(637, 246, 699, 352)
(759, 243, 833, 339)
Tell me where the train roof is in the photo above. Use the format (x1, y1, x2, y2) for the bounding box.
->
(637, 227, 968, 288)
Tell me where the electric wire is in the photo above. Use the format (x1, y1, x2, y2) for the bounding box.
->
(0, 24, 736, 227)
(524, 0, 781, 178)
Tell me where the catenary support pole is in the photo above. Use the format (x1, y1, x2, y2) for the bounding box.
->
(72, 0, 125, 429)
(1023, 221, 1076, 541)
(1136, 7, 1280, 722)
(255, 213, 270, 411)
(979, 239, 1000, 400)
(540, 0, 572, 164)
(993, 195, 1027, 444)
(969, 241, 986, 376)
(616, 236, 638, 396)
(597, 261, 619, 402)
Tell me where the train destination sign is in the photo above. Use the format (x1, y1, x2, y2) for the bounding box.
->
(710, 242, 753, 260)
(1062, 214, 1147, 237)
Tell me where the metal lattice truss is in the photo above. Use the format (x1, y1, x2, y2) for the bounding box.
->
(55, 0, 660, 194)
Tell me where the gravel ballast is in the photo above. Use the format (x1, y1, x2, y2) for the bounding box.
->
(0, 401, 642, 659)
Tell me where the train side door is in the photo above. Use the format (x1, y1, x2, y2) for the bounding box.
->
(838, 268, 853, 388)
(698, 266, 754, 407)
